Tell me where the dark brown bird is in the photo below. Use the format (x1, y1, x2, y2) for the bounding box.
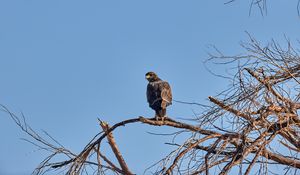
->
(145, 72, 172, 121)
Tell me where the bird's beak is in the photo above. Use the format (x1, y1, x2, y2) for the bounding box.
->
(145, 75, 150, 79)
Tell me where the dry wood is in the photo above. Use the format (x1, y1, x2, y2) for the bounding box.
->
(100, 121, 133, 175)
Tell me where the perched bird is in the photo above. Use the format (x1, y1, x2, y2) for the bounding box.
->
(145, 72, 172, 121)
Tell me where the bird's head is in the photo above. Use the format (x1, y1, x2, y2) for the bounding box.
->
(145, 72, 159, 82)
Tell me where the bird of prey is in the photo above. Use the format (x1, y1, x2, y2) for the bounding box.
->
(145, 72, 172, 121)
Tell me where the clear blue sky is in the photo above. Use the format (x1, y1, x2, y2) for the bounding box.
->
(0, 1, 299, 174)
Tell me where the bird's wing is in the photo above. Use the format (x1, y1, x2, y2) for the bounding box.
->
(160, 81, 172, 105)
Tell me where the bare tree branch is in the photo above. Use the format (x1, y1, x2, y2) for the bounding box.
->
(99, 120, 133, 175)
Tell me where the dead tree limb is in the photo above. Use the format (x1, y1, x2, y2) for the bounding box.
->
(99, 120, 133, 175)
